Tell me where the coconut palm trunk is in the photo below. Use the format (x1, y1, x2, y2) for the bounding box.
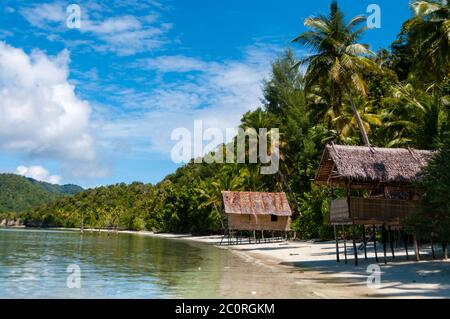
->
(277, 170, 301, 217)
(345, 84, 371, 147)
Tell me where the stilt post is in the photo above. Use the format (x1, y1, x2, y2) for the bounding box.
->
(343, 225, 347, 264)
(362, 225, 367, 260)
(413, 234, 420, 261)
(334, 225, 340, 262)
(431, 237, 435, 259)
(373, 224, 378, 262)
(404, 232, 409, 261)
(352, 223, 358, 266)
(382, 225, 387, 264)
(388, 226, 395, 259)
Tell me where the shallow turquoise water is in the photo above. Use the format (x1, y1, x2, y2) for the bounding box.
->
(0, 228, 249, 298)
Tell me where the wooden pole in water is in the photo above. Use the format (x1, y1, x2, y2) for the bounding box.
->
(373, 224, 378, 262)
(362, 225, 367, 260)
(352, 223, 358, 266)
(382, 225, 387, 264)
(80, 210, 84, 234)
(388, 226, 395, 259)
(334, 225, 340, 262)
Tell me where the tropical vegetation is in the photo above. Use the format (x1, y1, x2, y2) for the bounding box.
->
(2, 1, 449, 244)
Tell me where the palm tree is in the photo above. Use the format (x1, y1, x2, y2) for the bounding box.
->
(239, 109, 302, 215)
(292, 0, 376, 146)
(380, 83, 441, 149)
(405, 0, 450, 86)
(335, 96, 382, 142)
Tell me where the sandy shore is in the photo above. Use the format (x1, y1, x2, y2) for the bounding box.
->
(47, 228, 450, 298)
(133, 232, 449, 299)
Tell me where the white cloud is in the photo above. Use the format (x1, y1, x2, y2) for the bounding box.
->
(0, 41, 101, 178)
(20, 2, 66, 29)
(20, 2, 171, 55)
(138, 55, 212, 73)
(95, 45, 281, 158)
(15, 165, 61, 184)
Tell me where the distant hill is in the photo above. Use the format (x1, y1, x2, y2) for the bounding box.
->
(0, 174, 83, 213)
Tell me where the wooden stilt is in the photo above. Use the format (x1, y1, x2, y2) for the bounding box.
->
(413, 234, 420, 261)
(220, 229, 227, 245)
(382, 225, 387, 264)
(404, 232, 409, 260)
(388, 226, 395, 259)
(395, 229, 399, 248)
(352, 224, 358, 266)
(362, 225, 367, 260)
(343, 226, 348, 264)
(431, 237, 435, 259)
(334, 225, 340, 262)
(373, 224, 378, 262)
(442, 242, 448, 260)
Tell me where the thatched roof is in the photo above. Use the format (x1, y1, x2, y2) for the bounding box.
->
(221, 191, 292, 216)
(315, 144, 435, 189)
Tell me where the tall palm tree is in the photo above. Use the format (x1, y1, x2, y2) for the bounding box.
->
(292, 0, 376, 146)
(405, 0, 450, 86)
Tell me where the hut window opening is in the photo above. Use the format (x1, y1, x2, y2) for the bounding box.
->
(270, 215, 278, 222)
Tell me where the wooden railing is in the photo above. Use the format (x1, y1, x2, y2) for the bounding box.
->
(329, 197, 420, 225)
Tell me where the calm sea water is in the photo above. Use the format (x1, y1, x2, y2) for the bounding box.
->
(0, 228, 309, 299)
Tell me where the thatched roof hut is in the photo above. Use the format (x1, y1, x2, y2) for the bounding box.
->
(221, 191, 292, 231)
(315, 144, 434, 189)
(315, 144, 436, 265)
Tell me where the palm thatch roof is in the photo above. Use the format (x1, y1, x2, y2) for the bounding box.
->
(315, 144, 435, 189)
(221, 191, 292, 216)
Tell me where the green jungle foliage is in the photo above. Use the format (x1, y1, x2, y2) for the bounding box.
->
(0, 174, 83, 214)
(5, 1, 450, 242)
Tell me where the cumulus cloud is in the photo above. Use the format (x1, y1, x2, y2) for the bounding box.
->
(0, 41, 101, 177)
(15, 165, 61, 184)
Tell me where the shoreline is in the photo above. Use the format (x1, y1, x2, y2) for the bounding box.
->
(2, 227, 450, 298)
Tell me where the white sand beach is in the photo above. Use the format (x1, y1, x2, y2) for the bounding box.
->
(57, 228, 450, 298)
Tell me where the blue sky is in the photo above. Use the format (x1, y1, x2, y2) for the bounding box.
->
(0, 0, 412, 188)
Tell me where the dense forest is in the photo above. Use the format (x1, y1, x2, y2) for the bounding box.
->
(4, 1, 450, 239)
(0, 174, 82, 214)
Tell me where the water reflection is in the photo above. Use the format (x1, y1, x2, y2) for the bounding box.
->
(0, 228, 238, 298)
(0, 228, 314, 298)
